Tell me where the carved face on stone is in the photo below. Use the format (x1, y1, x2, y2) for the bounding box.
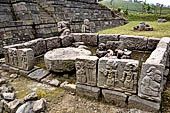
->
(98, 43, 106, 51)
(84, 19, 90, 25)
(154, 70, 162, 83)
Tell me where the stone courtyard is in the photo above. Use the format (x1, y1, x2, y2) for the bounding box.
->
(0, 0, 170, 113)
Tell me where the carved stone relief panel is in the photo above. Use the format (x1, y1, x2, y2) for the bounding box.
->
(98, 58, 139, 94)
(18, 48, 34, 71)
(76, 56, 98, 86)
(138, 63, 165, 102)
(8, 48, 18, 67)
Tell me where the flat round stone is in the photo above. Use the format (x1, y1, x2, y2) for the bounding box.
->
(44, 47, 91, 72)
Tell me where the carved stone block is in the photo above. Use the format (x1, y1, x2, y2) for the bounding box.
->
(18, 48, 34, 71)
(81, 33, 98, 46)
(106, 41, 124, 51)
(76, 84, 100, 100)
(98, 57, 139, 94)
(75, 56, 98, 86)
(138, 63, 165, 102)
(45, 36, 61, 51)
(102, 89, 127, 107)
(24, 38, 46, 56)
(119, 35, 148, 50)
(98, 34, 119, 44)
(128, 95, 160, 113)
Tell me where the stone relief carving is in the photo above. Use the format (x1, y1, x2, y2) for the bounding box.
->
(76, 61, 87, 84)
(120, 63, 138, 91)
(140, 66, 162, 101)
(81, 19, 91, 33)
(85, 60, 96, 85)
(96, 43, 108, 58)
(57, 21, 71, 36)
(100, 60, 118, 88)
(8, 48, 18, 67)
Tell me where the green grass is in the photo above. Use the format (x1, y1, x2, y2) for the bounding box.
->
(98, 21, 170, 38)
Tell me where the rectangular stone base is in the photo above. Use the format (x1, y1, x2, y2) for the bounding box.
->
(128, 95, 160, 113)
(102, 89, 127, 107)
(76, 84, 100, 100)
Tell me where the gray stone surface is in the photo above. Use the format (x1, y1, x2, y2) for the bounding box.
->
(120, 35, 148, 50)
(76, 56, 98, 86)
(128, 95, 160, 113)
(102, 89, 127, 107)
(138, 63, 165, 102)
(24, 38, 46, 56)
(60, 35, 74, 47)
(98, 57, 139, 94)
(147, 37, 160, 51)
(0, 101, 3, 113)
(41, 74, 61, 87)
(24, 92, 38, 101)
(44, 47, 91, 72)
(72, 33, 98, 46)
(33, 98, 46, 112)
(106, 41, 123, 51)
(45, 36, 61, 51)
(17, 48, 34, 71)
(98, 34, 119, 44)
(28, 68, 50, 81)
(19, 66, 40, 76)
(76, 84, 100, 100)
(15, 101, 34, 113)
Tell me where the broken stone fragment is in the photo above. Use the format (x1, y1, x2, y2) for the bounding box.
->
(33, 98, 46, 112)
(2, 92, 15, 101)
(24, 92, 38, 102)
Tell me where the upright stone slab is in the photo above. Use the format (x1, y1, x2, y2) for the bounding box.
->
(8, 48, 18, 67)
(75, 56, 98, 86)
(119, 35, 148, 50)
(18, 48, 34, 71)
(138, 63, 165, 102)
(98, 57, 139, 94)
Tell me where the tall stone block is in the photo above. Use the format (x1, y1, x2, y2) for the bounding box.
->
(76, 56, 98, 86)
(18, 48, 34, 71)
(138, 63, 165, 102)
(8, 48, 18, 67)
(98, 57, 139, 94)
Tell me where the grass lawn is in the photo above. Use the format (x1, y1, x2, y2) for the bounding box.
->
(98, 21, 170, 38)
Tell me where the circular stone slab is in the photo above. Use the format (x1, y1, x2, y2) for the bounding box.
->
(44, 47, 92, 72)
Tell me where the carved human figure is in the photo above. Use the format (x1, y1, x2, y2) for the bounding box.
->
(85, 60, 96, 85)
(13, 50, 18, 66)
(81, 19, 91, 33)
(21, 51, 28, 69)
(96, 43, 108, 58)
(140, 66, 162, 97)
(100, 61, 118, 88)
(120, 63, 138, 90)
(8, 49, 15, 66)
(76, 61, 86, 83)
(57, 21, 71, 36)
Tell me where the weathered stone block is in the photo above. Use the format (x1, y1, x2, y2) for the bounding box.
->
(18, 48, 34, 71)
(28, 68, 50, 81)
(24, 38, 46, 56)
(81, 33, 98, 46)
(98, 34, 119, 44)
(76, 84, 100, 100)
(147, 37, 160, 51)
(19, 66, 40, 76)
(102, 89, 127, 107)
(119, 35, 148, 50)
(44, 47, 91, 72)
(106, 41, 123, 51)
(138, 63, 165, 102)
(45, 36, 61, 51)
(128, 95, 160, 113)
(60, 35, 74, 47)
(76, 56, 98, 86)
(98, 57, 139, 94)
(8, 48, 18, 67)
(72, 33, 82, 42)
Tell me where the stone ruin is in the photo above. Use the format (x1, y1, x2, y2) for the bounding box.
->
(1, 21, 170, 112)
(158, 19, 168, 23)
(133, 22, 153, 31)
(0, 0, 126, 55)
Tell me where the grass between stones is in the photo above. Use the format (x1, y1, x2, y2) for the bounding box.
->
(98, 21, 170, 38)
